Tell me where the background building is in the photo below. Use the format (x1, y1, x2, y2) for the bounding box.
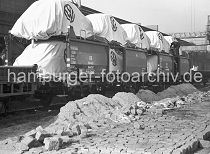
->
(169, 16, 210, 71)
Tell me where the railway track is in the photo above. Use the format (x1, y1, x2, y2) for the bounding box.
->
(0, 98, 66, 117)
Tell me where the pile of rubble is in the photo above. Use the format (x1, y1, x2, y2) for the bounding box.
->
(0, 93, 148, 152)
(1, 84, 209, 153)
(112, 92, 148, 121)
(46, 93, 148, 134)
(136, 83, 198, 102)
(136, 84, 209, 113)
(149, 90, 210, 115)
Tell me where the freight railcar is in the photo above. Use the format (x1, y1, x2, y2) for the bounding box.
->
(189, 51, 210, 85)
(0, 0, 193, 114)
(0, 30, 191, 112)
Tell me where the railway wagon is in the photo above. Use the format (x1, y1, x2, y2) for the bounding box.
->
(0, 31, 192, 113)
(124, 48, 147, 74)
(65, 36, 125, 97)
(189, 51, 210, 84)
(123, 47, 147, 91)
(159, 53, 173, 74)
(66, 38, 124, 76)
(0, 65, 37, 113)
(179, 56, 190, 76)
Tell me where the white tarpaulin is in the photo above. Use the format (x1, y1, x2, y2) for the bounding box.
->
(145, 31, 170, 53)
(86, 13, 128, 45)
(164, 36, 183, 55)
(13, 41, 66, 76)
(162, 36, 170, 53)
(10, 0, 93, 40)
(121, 24, 150, 49)
(164, 36, 176, 45)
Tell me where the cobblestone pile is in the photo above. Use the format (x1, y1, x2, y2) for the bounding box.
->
(112, 92, 147, 116)
(0, 84, 210, 154)
(46, 94, 123, 134)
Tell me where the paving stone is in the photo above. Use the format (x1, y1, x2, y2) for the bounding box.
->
(80, 126, 88, 138)
(199, 139, 210, 148)
(133, 122, 145, 130)
(24, 129, 37, 138)
(99, 147, 111, 154)
(21, 136, 42, 149)
(154, 148, 167, 154)
(59, 136, 76, 146)
(161, 148, 173, 154)
(60, 130, 74, 137)
(43, 137, 62, 151)
(71, 124, 82, 136)
(36, 126, 44, 132)
(28, 147, 44, 154)
(78, 147, 89, 154)
(172, 148, 183, 154)
(35, 130, 51, 142)
(15, 142, 29, 151)
(109, 148, 121, 154)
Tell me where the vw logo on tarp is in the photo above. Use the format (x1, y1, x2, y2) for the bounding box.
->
(64, 4, 75, 23)
(110, 16, 117, 32)
(139, 27, 145, 40)
(158, 32, 163, 42)
(110, 50, 117, 66)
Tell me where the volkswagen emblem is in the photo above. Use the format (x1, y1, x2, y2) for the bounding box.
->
(110, 50, 117, 66)
(110, 16, 117, 32)
(64, 4, 75, 23)
(139, 27, 145, 40)
(158, 32, 163, 42)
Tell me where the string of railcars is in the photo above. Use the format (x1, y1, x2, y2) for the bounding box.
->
(0, 0, 206, 114)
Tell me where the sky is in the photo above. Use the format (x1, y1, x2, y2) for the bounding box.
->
(82, 0, 210, 34)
